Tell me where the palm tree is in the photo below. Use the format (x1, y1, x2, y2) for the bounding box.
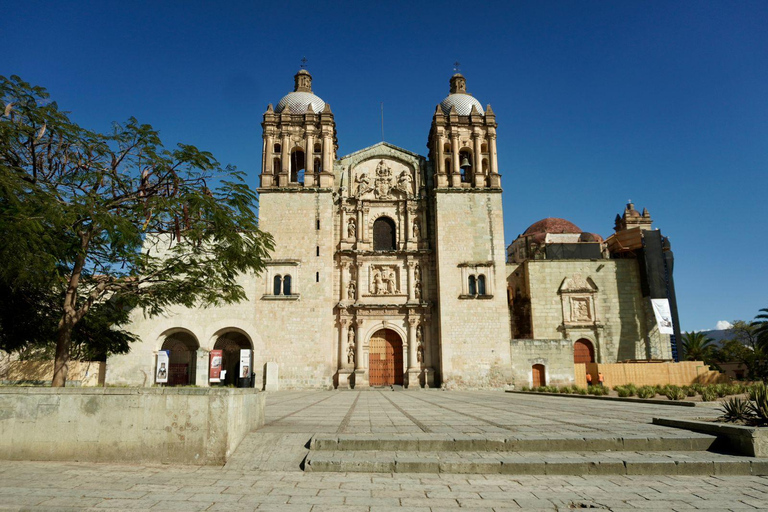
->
(754, 308, 768, 351)
(681, 331, 716, 361)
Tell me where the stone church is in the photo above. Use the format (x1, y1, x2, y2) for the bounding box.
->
(107, 70, 678, 389)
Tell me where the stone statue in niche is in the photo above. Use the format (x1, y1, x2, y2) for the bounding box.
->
(397, 170, 413, 195)
(414, 264, 421, 282)
(412, 220, 420, 240)
(374, 160, 393, 199)
(347, 281, 356, 300)
(356, 172, 372, 197)
(347, 218, 356, 239)
(416, 325, 424, 363)
(414, 281, 422, 301)
(347, 327, 356, 365)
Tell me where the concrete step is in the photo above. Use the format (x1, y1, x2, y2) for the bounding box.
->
(310, 432, 717, 453)
(304, 449, 767, 475)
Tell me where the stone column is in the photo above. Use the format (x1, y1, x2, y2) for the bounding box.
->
(451, 135, 460, 176)
(489, 133, 498, 175)
(407, 261, 415, 301)
(195, 349, 210, 387)
(423, 319, 434, 388)
(264, 134, 273, 174)
(340, 261, 349, 302)
(304, 133, 315, 186)
(363, 207, 370, 242)
(339, 318, 348, 369)
(436, 134, 445, 173)
(323, 133, 333, 174)
(406, 317, 419, 388)
(473, 132, 482, 174)
(356, 261, 364, 298)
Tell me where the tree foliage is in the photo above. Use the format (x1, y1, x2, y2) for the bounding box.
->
(680, 331, 716, 362)
(0, 75, 274, 385)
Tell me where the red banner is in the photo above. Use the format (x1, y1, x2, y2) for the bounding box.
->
(209, 350, 223, 382)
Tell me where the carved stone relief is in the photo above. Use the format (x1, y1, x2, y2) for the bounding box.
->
(370, 265, 400, 295)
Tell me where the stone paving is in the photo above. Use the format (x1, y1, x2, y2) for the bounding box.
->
(0, 390, 766, 511)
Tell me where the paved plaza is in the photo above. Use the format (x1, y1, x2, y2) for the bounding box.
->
(0, 390, 766, 511)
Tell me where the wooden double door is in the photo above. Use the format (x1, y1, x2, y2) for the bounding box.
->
(368, 329, 403, 386)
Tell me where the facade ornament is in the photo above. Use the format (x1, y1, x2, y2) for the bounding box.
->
(347, 281, 356, 300)
(371, 265, 399, 295)
(415, 281, 422, 301)
(347, 326, 355, 365)
(416, 325, 424, 363)
(374, 160, 394, 199)
(396, 170, 413, 196)
(412, 220, 420, 240)
(414, 264, 421, 282)
(347, 217, 356, 239)
(356, 172, 373, 197)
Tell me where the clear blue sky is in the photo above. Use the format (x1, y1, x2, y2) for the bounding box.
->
(6, 1, 767, 331)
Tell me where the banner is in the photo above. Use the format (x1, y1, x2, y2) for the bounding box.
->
(209, 350, 223, 383)
(239, 349, 251, 379)
(156, 350, 169, 384)
(651, 298, 675, 335)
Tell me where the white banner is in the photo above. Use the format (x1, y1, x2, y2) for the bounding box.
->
(156, 350, 169, 383)
(239, 349, 251, 379)
(651, 299, 675, 335)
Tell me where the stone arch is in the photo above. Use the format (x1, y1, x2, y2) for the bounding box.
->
(159, 329, 200, 386)
(212, 328, 253, 386)
(367, 328, 404, 386)
(372, 216, 396, 251)
(574, 338, 596, 364)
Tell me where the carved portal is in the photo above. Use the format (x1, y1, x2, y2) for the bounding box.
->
(370, 265, 400, 295)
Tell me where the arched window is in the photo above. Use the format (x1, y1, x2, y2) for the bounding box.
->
(313, 142, 321, 153)
(468, 275, 477, 295)
(273, 157, 281, 174)
(273, 275, 282, 295)
(314, 157, 321, 173)
(283, 275, 292, 295)
(443, 143, 450, 153)
(477, 275, 486, 295)
(274, 143, 281, 154)
(290, 149, 305, 183)
(444, 158, 451, 175)
(459, 149, 472, 183)
(373, 217, 396, 251)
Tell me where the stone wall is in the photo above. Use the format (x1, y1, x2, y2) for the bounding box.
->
(0, 355, 105, 387)
(510, 339, 575, 387)
(433, 191, 512, 388)
(509, 259, 657, 363)
(0, 387, 264, 465)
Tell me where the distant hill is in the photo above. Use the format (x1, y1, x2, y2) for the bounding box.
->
(700, 329, 731, 345)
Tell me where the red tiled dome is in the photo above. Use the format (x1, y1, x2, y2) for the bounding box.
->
(523, 218, 582, 236)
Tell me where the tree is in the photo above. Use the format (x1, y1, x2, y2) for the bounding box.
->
(0, 75, 274, 386)
(710, 320, 768, 382)
(680, 331, 716, 362)
(755, 308, 768, 350)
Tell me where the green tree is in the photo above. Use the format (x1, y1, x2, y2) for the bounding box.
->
(0, 75, 273, 386)
(755, 308, 768, 350)
(710, 320, 768, 382)
(680, 331, 716, 362)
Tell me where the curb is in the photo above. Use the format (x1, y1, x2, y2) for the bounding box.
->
(505, 390, 698, 406)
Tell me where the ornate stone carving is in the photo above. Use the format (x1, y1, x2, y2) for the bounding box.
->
(356, 172, 373, 197)
(396, 170, 413, 196)
(347, 217, 356, 239)
(412, 219, 420, 240)
(347, 281, 356, 300)
(415, 281, 422, 301)
(370, 265, 400, 295)
(571, 297, 592, 322)
(347, 326, 355, 365)
(374, 160, 393, 199)
(416, 325, 424, 363)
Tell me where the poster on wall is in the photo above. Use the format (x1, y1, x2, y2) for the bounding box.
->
(651, 298, 675, 335)
(239, 349, 251, 379)
(209, 350, 223, 383)
(156, 350, 169, 384)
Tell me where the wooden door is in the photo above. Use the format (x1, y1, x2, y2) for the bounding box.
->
(368, 329, 403, 386)
(532, 364, 546, 387)
(573, 339, 595, 364)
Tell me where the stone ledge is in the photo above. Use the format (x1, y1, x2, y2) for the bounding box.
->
(653, 417, 768, 457)
(507, 390, 698, 407)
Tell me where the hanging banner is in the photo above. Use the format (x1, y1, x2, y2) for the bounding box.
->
(651, 298, 675, 335)
(239, 349, 251, 379)
(156, 350, 169, 384)
(209, 350, 223, 383)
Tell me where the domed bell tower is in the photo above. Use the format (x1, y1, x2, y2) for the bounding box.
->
(260, 69, 337, 188)
(428, 74, 500, 189)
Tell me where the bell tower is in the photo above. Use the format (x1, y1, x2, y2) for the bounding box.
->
(260, 69, 337, 188)
(428, 73, 501, 190)
(428, 73, 512, 388)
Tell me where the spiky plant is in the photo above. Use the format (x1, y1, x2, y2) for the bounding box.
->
(665, 385, 687, 401)
(720, 398, 752, 422)
(748, 383, 768, 423)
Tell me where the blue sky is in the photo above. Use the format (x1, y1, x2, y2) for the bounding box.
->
(5, 1, 767, 331)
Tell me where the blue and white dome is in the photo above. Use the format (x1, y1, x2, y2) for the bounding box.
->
(439, 94, 484, 115)
(275, 91, 326, 114)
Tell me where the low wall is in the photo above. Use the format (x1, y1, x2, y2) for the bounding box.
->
(654, 417, 767, 457)
(0, 387, 265, 465)
(0, 358, 105, 387)
(574, 361, 728, 388)
(510, 339, 575, 387)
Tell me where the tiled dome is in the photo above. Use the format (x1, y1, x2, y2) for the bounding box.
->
(439, 94, 484, 115)
(523, 218, 582, 236)
(275, 92, 326, 114)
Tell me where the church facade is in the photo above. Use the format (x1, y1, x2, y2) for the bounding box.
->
(106, 70, 676, 389)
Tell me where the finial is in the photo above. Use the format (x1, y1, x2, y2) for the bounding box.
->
(453, 61, 461, 73)
(300, 56, 308, 69)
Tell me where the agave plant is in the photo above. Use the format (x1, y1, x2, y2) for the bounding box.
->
(749, 382, 768, 422)
(665, 385, 687, 401)
(720, 397, 752, 422)
(701, 387, 719, 402)
(637, 386, 656, 399)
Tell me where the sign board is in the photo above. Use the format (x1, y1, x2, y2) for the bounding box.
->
(156, 350, 169, 384)
(651, 298, 675, 335)
(239, 349, 251, 379)
(209, 350, 223, 383)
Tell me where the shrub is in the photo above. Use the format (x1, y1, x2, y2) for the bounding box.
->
(625, 384, 638, 396)
(637, 386, 656, 399)
(576, 387, 588, 395)
(616, 386, 633, 398)
(701, 387, 718, 402)
(749, 383, 768, 423)
(536, 386, 547, 393)
(559, 386, 572, 394)
(545, 385, 559, 393)
(720, 398, 752, 422)
(664, 385, 686, 401)
(691, 383, 704, 394)
(749, 383, 766, 402)
(683, 386, 697, 397)
(571, 385, 582, 393)
(590, 386, 609, 396)
(520, 386, 530, 392)
(714, 384, 729, 398)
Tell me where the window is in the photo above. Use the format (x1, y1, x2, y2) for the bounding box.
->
(314, 157, 321, 173)
(283, 275, 292, 295)
(316, 246, 319, 256)
(290, 149, 305, 183)
(316, 272, 319, 282)
(316, 219, 320, 230)
(314, 142, 321, 153)
(459, 149, 472, 183)
(273, 157, 281, 174)
(477, 275, 486, 295)
(468, 275, 476, 295)
(373, 217, 396, 251)
(274, 143, 281, 154)
(273, 275, 282, 295)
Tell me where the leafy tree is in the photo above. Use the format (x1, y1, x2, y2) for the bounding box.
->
(0, 75, 273, 386)
(711, 320, 768, 382)
(680, 331, 716, 362)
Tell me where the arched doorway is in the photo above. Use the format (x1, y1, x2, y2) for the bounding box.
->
(368, 329, 403, 386)
(213, 332, 252, 386)
(532, 364, 546, 387)
(161, 332, 199, 386)
(573, 339, 595, 364)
